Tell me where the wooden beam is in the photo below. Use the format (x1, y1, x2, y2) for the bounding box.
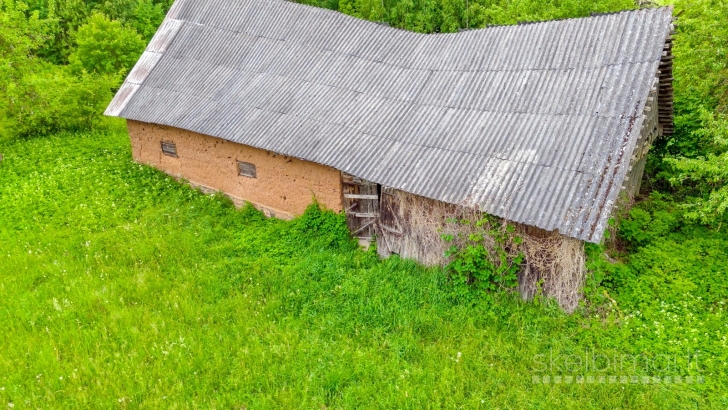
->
(347, 212, 378, 218)
(352, 220, 376, 234)
(343, 194, 379, 200)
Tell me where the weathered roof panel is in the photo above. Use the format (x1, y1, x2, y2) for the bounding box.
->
(107, 0, 673, 243)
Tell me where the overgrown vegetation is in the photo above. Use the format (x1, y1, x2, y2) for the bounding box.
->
(443, 216, 523, 303)
(0, 0, 167, 140)
(1, 130, 726, 407)
(1, 0, 727, 407)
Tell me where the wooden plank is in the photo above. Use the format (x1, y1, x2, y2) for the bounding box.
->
(341, 172, 379, 240)
(352, 220, 376, 234)
(379, 223, 402, 236)
(347, 212, 377, 218)
(343, 194, 379, 199)
(377, 186, 403, 255)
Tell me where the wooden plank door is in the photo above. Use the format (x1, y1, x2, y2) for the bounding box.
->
(377, 186, 403, 255)
(342, 173, 379, 243)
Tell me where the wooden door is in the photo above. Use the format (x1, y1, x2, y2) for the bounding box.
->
(377, 186, 403, 255)
(342, 173, 379, 243)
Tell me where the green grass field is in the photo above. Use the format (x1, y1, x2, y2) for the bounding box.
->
(0, 129, 725, 408)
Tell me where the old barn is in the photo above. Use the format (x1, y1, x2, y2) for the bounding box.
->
(106, 0, 675, 310)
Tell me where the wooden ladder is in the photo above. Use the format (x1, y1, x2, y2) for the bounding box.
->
(342, 173, 379, 243)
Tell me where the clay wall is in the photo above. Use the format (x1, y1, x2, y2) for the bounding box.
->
(127, 120, 343, 218)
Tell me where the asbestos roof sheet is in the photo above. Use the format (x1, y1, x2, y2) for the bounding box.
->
(106, 0, 674, 243)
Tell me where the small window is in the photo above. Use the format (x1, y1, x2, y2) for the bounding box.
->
(237, 161, 256, 178)
(161, 141, 178, 157)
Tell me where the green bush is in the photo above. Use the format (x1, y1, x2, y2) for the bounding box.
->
(68, 12, 145, 76)
(1, 2, 123, 139)
(0, 0, 53, 139)
(27, 0, 171, 64)
(443, 216, 523, 303)
(290, 202, 356, 251)
(5, 65, 117, 138)
(669, 0, 728, 139)
(129, 0, 167, 41)
(585, 193, 728, 311)
(618, 193, 682, 248)
(665, 110, 728, 226)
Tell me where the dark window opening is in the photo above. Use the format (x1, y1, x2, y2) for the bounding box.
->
(161, 141, 178, 157)
(237, 161, 257, 178)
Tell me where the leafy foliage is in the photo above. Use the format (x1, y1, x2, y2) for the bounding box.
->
(0, 0, 53, 138)
(443, 216, 523, 303)
(0, 0, 51, 67)
(0, 2, 147, 140)
(584, 192, 728, 310)
(127, 0, 166, 40)
(665, 110, 728, 226)
(0, 0, 170, 140)
(644, 0, 728, 210)
(618, 192, 682, 248)
(68, 12, 145, 76)
(26, 0, 171, 63)
(667, 0, 728, 139)
(5, 66, 117, 137)
(290, 201, 356, 251)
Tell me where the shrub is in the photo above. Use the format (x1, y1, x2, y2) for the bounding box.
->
(595, 193, 728, 311)
(443, 215, 523, 303)
(290, 202, 355, 251)
(1, 3, 123, 139)
(618, 193, 682, 248)
(4, 64, 116, 138)
(68, 12, 145, 76)
(0, 0, 53, 138)
(665, 110, 728, 227)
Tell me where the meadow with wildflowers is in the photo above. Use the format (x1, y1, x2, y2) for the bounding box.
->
(0, 128, 726, 408)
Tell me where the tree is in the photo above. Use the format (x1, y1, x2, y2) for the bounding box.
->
(68, 12, 145, 76)
(0, 0, 54, 139)
(129, 0, 165, 41)
(0, 0, 52, 82)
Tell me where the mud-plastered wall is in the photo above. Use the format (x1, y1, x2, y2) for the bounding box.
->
(127, 120, 343, 218)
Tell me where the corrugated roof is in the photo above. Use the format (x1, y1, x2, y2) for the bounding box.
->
(106, 0, 674, 243)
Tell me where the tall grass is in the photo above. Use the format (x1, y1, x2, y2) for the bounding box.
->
(0, 130, 724, 408)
